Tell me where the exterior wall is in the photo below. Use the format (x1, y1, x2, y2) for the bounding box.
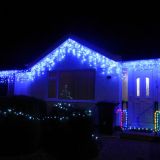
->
(14, 80, 31, 96)
(14, 54, 121, 103)
(5, 38, 160, 130)
(95, 72, 121, 102)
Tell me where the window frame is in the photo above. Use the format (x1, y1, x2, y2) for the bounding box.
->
(136, 77, 140, 97)
(145, 77, 150, 97)
(47, 69, 96, 101)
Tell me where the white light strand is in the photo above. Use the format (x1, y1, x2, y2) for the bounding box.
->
(2, 39, 160, 83)
(123, 126, 154, 132)
(123, 59, 160, 71)
(0, 108, 90, 122)
(0, 39, 121, 83)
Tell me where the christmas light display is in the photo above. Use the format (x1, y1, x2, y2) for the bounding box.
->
(154, 111, 160, 132)
(116, 109, 123, 128)
(123, 109, 128, 128)
(122, 59, 160, 71)
(0, 105, 98, 141)
(1, 38, 160, 134)
(91, 134, 98, 140)
(123, 126, 154, 132)
(0, 102, 92, 122)
(0, 39, 160, 82)
(0, 108, 67, 121)
(0, 38, 121, 83)
(116, 109, 127, 128)
(116, 109, 155, 132)
(54, 102, 70, 111)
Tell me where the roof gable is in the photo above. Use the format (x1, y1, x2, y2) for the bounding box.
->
(30, 38, 120, 75)
(0, 38, 121, 82)
(1, 37, 160, 83)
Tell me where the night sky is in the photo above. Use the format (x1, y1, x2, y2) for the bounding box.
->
(0, 4, 160, 70)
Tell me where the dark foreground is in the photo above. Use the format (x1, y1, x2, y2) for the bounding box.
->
(1, 134, 160, 160)
(98, 135, 160, 160)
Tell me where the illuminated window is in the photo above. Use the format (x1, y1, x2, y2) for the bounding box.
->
(48, 69, 95, 100)
(58, 70, 95, 100)
(136, 78, 140, 96)
(146, 77, 149, 96)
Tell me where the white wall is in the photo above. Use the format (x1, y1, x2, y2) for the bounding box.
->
(14, 80, 31, 96)
(14, 54, 121, 103)
(95, 71, 121, 102)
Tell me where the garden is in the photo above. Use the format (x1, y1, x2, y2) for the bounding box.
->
(0, 96, 99, 159)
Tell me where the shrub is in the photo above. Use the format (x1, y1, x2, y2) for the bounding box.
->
(0, 95, 46, 155)
(41, 105, 98, 160)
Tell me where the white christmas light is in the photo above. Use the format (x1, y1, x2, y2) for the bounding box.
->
(0, 38, 121, 83)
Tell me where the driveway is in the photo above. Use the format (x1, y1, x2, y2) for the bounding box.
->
(96, 134, 160, 160)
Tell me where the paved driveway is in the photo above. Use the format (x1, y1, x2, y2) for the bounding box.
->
(96, 135, 160, 160)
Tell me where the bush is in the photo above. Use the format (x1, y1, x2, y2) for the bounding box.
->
(0, 98, 99, 159)
(0, 95, 47, 116)
(41, 110, 98, 159)
(0, 116, 42, 155)
(0, 95, 46, 156)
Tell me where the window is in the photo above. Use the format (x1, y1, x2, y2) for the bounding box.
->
(48, 69, 95, 100)
(0, 78, 8, 97)
(146, 77, 149, 96)
(48, 72, 57, 98)
(136, 77, 140, 97)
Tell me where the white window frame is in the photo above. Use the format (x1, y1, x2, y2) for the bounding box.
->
(145, 77, 150, 96)
(136, 77, 140, 97)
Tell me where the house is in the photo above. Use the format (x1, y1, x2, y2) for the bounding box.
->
(0, 37, 159, 131)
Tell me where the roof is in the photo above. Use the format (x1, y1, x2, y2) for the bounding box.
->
(1, 36, 160, 82)
(0, 37, 121, 82)
(28, 35, 121, 68)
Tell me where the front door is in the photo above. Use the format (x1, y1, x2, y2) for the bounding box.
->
(128, 69, 155, 128)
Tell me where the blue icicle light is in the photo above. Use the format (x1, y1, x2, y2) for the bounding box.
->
(1, 38, 160, 83)
(0, 38, 121, 82)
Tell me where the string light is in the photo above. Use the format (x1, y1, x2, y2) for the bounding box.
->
(123, 109, 128, 128)
(85, 109, 92, 116)
(116, 109, 128, 128)
(123, 59, 160, 71)
(51, 103, 92, 117)
(0, 107, 99, 144)
(53, 102, 71, 111)
(154, 111, 160, 132)
(1, 39, 160, 83)
(0, 38, 121, 83)
(91, 134, 99, 140)
(116, 109, 123, 128)
(0, 102, 92, 120)
(124, 126, 154, 132)
(0, 105, 90, 122)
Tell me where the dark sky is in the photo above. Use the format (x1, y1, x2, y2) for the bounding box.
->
(0, 4, 160, 70)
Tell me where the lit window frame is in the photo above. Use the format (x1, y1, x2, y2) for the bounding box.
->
(145, 77, 150, 97)
(136, 77, 140, 97)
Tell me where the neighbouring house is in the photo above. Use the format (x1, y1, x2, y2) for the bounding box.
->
(0, 37, 160, 131)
